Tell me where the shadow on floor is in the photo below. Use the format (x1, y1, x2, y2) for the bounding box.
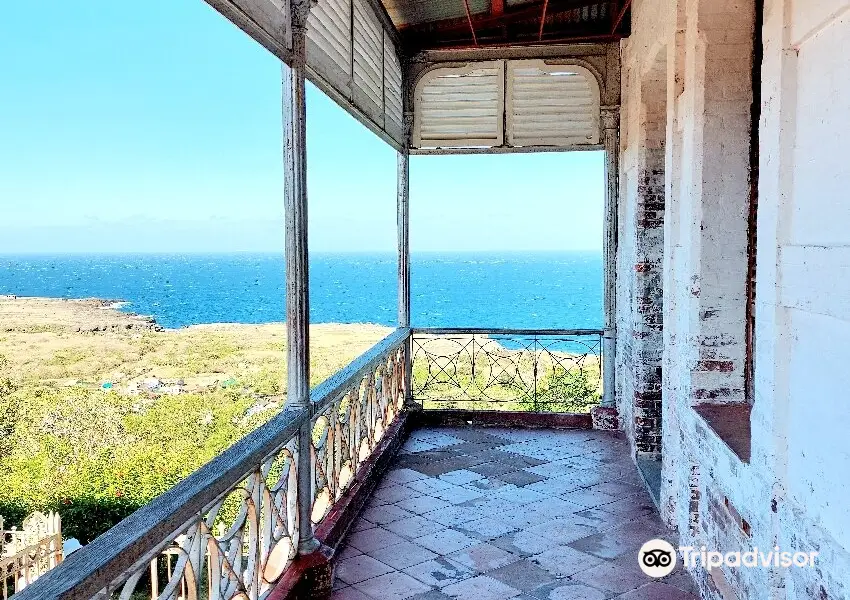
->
(332, 427, 698, 600)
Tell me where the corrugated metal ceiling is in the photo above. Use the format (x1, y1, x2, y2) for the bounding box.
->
(383, 0, 490, 28)
(379, 0, 629, 50)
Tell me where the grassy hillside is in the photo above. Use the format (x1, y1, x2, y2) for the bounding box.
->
(0, 297, 389, 543)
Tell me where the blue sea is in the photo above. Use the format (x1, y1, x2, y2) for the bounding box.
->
(0, 253, 602, 330)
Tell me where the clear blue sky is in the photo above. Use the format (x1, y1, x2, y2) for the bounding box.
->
(0, 1, 603, 254)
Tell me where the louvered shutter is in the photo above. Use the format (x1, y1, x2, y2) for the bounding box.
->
(352, 0, 384, 122)
(383, 33, 404, 141)
(413, 62, 505, 149)
(306, 0, 352, 94)
(506, 60, 601, 147)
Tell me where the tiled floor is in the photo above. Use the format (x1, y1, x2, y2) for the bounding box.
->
(331, 427, 699, 600)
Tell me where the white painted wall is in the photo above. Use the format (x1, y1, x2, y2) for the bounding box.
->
(769, 2, 850, 597)
(618, 0, 850, 597)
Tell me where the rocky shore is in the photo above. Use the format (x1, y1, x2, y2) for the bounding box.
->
(0, 295, 391, 395)
(0, 296, 162, 333)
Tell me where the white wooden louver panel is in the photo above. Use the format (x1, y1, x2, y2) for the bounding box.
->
(506, 60, 601, 147)
(306, 0, 352, 92)
(353, 0, 384, 121)
(413, 62, 504, 148)
(383, 33, 404, 140)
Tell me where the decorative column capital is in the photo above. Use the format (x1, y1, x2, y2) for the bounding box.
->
(600, 105, 620, 130)
(402, 111, 414, 149)
(291, 0, 313, 32)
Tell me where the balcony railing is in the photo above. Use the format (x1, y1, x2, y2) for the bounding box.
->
(13, 326, 603, 600)
(412, 328, 604, 412)
(1, 512, 63, 599)
(14, 328, 408, 600)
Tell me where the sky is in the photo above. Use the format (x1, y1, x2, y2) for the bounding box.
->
(0, 1, 604, 254)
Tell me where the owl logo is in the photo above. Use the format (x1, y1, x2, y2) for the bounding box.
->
(638, 539, 678, 577)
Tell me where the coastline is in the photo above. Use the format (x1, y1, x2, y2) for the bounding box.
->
(0, 252, 605, 331)
(0, 295, 392, 392)
(0, 295, 391, 333)
(0, 295, 162, 333)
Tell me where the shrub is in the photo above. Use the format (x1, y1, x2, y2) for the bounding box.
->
(521, 365, 601, 412)
(0, 385, 269, 543)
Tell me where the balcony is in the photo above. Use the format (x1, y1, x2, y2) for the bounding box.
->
(14, 328, 696, 600)
(334, 426, 697, 600)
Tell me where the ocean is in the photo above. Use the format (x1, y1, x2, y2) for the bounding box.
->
(0, 252, 602, 330)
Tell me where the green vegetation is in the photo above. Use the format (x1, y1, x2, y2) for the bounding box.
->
(0, 385, 259, 543)
(0, 297, 389, 544)
(516, 364, 601, 412)
(411, 339, 602, 412)
(0, 298, 602, 548)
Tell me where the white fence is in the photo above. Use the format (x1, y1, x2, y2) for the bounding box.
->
(1, 512, 63, 599)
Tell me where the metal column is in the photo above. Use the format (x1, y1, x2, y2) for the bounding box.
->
(398, 112, 414, 408)
(397, 152, 410, 329)
(601, 107, 620, 408)
(283, 0, 320, 555)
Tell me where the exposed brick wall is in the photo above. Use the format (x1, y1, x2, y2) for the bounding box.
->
(680, 4, 757, 588)
(688, 466, 774, 600)
(688, 464, 700, 537)
(618, 54, 667, 458)
(616, 62, 638, 457)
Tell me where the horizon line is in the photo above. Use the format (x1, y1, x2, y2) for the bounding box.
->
(0, 248, 603, 256)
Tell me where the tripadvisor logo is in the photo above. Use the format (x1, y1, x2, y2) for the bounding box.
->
(638, 539, 677, 577)
(638, 539, 820, 578)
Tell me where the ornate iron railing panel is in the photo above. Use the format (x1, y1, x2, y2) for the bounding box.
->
(412, 328, 603, 412)
(13, 329, 409, 600)
(310, 342, 406, 523)
(137, 441, 300, 600)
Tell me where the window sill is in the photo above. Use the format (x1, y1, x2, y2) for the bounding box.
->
(693, 403, 752, 463)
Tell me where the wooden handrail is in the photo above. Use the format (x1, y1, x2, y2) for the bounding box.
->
(413, 327, 605, 336)
(13, 328, 411, 600)
(310, 327, 410, 413)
